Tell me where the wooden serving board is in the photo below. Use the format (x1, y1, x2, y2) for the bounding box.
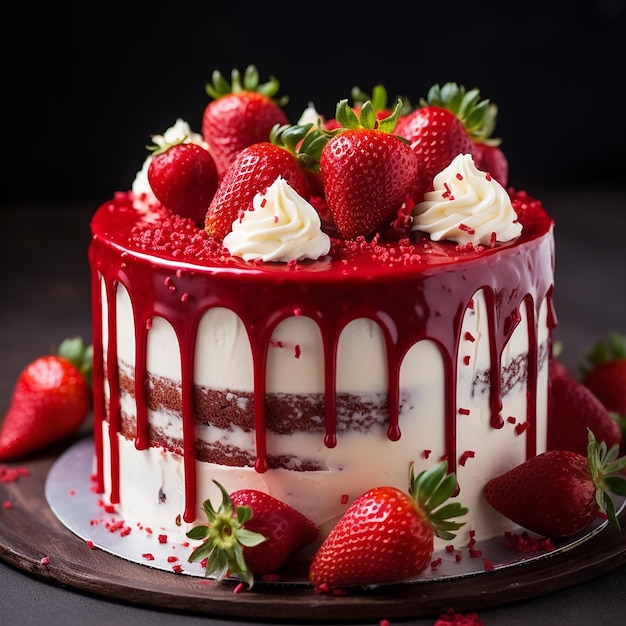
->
(2, 436, 626, 622)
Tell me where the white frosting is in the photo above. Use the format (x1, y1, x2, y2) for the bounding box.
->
(100, 281, 551, 548)
(131, 118, 209, 206)
(411, 153, 522, 246)
(223, 176, 331, 263)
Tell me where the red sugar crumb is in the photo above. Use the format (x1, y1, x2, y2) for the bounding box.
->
(40, 556, 50, 566)
(515, 421, 530, 435)
(445, 544, 455, 553)
(464, 331, 475, 342)
(469, 547, 482, 558)
(158, 534, 168, 544)
(167, 556, 178, 563)
(233, 582, 245, 594)
(0, 465, 29, 483)
(463, 355, 471, 366)
(3, 501, 13, 510)
(458, 407, 470, 415)
(504, 531, 556, 553)
(341, 494, 349, 504)
(85, 540, 96, 550)
(313, 582, 331, 595)
(120, 526, 131, 537)
(434, 607, 484, 625)
(456, 173, 464, 181)
(294, 344, 301, 359)
(142, 553, 155, 561)
(455, 552, 463, 562)
(489, 232, 497, 248)
(484, 559, 494, 571)
(459, 450, 475, 466)
(507, 415, 516, 424)
(172, 564, 184, 573)
(423, 449, 432, 459)
(430, 557, 442, 568)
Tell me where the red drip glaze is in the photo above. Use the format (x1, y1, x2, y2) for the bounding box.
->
(89, 192, 555, 517)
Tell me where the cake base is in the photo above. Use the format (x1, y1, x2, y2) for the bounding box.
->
(43, 438, 624, 588)
(1, 436, 625, 621)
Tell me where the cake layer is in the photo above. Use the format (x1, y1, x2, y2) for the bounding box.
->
(90, 190, 555, 547)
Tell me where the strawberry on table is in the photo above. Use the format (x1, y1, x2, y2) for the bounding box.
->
(319, 98, 419, 240)
(187, 481, 318, 588)
(204, 122, 324, 240)
(484, 431, 626, 538)
(395, 82, 504, 203)
(581, 332, 626, 453)
(548, 374, 621, 456)
(202, 65, 290, 179)
(147, 139, 219, 227)
(308, 461, 467, 589)
(0, 337, 92, 461)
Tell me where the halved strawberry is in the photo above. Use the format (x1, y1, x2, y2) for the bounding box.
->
(202, 65, 289, 179)
(187, 481, 318, 588)
(309, 461, 467, 589)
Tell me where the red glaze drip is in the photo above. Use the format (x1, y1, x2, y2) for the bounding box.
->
(89, 192, 555, 515)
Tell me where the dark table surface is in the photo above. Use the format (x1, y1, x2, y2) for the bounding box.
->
(1, 186, 625, 625)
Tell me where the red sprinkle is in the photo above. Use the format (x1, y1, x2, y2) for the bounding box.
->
(40, 556, 50, 566)
(294, 344, 301, 359)
(507, 415, 516, 424)
(341, 494, 349, 505)
(464, 332, 475, 342)
(158, 534, 168, 544)
(85, 540, 96, 550)
(434, 607, 484, 625)
(0, 465, 29, 483)
(515, 421, 530, 435)
(463, 355, 471, 365)
(484, 559, 494, 571)
(423, 449, 432, 459)
(142, 553, 155, 561)
(459, 223, 475, 234)
(458, 407, 470, 416)
(459, 450, 475, 466)
(3, 501, 12, 510)
(233, 582, 245, 594)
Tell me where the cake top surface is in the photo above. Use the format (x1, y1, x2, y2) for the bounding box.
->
(92, 67, 554, 277)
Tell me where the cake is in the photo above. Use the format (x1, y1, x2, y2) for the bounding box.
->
(88, 71, 555, 562)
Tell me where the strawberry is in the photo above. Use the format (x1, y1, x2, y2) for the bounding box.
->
(309, 461, 467, 589)
(319, 98, 419, 240)
(581, 332, 626, 454)
(472, 141, 508, 188)
(548, 375, 621, 456)
(484, 431, 626, 537)
(147, 140, 219, 227)
(202, 65, 290, 179)
(0, 337, 92, 461)
(187, 481, 318, 588)
(204, 123, 322, 239)
(395, 82, 501, 203)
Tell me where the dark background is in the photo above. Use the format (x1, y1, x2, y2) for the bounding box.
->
(2, 0, 624, 210)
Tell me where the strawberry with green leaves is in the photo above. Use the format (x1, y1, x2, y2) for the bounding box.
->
(395, 82, 505, 203)
(204, 123, 325, 239)
(581, 332, 626, 454)
(484, 431, 626, 538)
(0, 337, 92, 460)
(147, 139, 219, 227)
(187, 481, 318, 588)
(308, 461, 467, 589)
(202, 65, 290, 179)
(319, 98, 419, 240)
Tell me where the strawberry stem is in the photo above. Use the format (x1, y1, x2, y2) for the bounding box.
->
(408, 461, 468, 541)
(186, 481, 266, 589)
(57, 336, 92, 388)
(586, 430, 626, 530)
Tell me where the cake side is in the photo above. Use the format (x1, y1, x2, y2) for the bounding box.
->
(89, 188, 554, 546)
